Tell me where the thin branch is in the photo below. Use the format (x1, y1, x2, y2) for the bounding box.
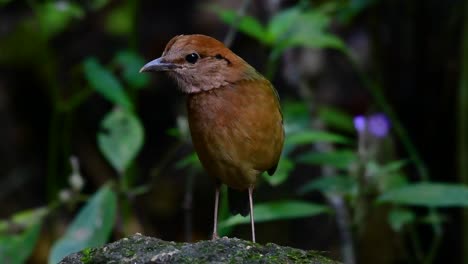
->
(344, 52, 429, 181)
(223, 0, 252, 48)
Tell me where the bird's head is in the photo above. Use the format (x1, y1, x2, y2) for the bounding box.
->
(140, 34, 260, 94)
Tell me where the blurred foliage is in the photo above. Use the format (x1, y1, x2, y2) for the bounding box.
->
(318, 107, 355, 132)
(298, 175, 355, 195)
(211, 1, 467, 264)
(48, 185, 117, 264)
(34, 1, 84, 38)
(378, 183, 468, 207)
(263, 158, 294, 186)
(214, 2, 346, 58)
(0, 223, 41, 264)
(114, 51, 150, 90)
(298, 150, 357, 170)
(387, 208, 416, 233)
(97, 108, 144, 175)
(104, 1, 135, 36)
(84, 58, 134, 111)
(0, 207, 46, 264)
(219, 200, 331, 229)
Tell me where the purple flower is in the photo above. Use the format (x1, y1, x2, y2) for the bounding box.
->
(368, 113, 391, 138)
(353, 113, 391, 138)
(353, 115, 366, 133)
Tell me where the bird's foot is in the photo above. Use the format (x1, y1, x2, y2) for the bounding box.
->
(211, 233, 220, 240)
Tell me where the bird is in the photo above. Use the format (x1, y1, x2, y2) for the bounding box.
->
(140, 34, 284, 242)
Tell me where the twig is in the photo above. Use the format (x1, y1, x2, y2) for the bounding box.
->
(282, 47, 357, 264)
(327, 194, 355, 264)
(344, 52, 429, 181)
(344, 51, 442, 264)
(223, 0, 252, 48)
(315, 133, 356, 264)
(149, 141, 185, 182)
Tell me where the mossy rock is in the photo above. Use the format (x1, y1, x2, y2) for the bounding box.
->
(60, 233, 339, 264)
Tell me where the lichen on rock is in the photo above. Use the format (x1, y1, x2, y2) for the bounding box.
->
(59, 233, 339, 264)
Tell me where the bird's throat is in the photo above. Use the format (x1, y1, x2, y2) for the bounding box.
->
(168, 71, 231, 94)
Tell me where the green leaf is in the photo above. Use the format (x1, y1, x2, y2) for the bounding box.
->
(214, 9, 267, 43)
(114, 51, 150, 89)
(0, 223, 42, 264)
(175, 152, 202, 170)
(379, 160, 409, 175)
(372, 160, 410, 192)
(420, 211, 447, 225)
(378, 183, 468, 207)
(297, 150, 357, 170)
(90, 0, 110, 10)
(48, 185, 117, 264)
(0, 0, 13, 5)
(104, 1, 133, 36)
(298, 175, 355, 195)
(278, 10, 346, 53)
(377, 172, 409, 192)
(0, 207, 48, 233)
(83, 58, 133, 111)
(287, 31, 345, 51)
(337, 0, 378, 23)
(262, 158, 295, 186)
(285, 130, 352, 147)
(267, 6, 301, 43)
(219, 200, 330, 228)
(318, 106, 355, 132)
(369, 160, 409, 178)
(0, 207, 48, 241)
(98, 108, 144, 173)
(388, 208, 415, 232)
(36, 2, 84, 38)
(315, 1, 340, 15)
(282, 100, 310, 135)
(166, 127, 181, 138)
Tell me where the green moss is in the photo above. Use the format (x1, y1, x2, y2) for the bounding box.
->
(80, 248, 94, 264)
(122, 247, 135, 257)
(61, 234, 339, 264)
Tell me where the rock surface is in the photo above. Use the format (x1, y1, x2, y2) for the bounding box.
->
(60, 233, 339, 264)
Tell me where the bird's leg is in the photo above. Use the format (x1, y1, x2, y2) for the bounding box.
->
(248, 186, 256, 243)
(212, 185, 220, 240)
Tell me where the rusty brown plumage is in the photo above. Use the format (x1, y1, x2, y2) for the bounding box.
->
(141, 34, 284, 242)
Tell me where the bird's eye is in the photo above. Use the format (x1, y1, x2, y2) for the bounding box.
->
(185, 53, 199, 64)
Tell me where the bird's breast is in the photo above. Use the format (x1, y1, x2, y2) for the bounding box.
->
(187, 79, 284, 190)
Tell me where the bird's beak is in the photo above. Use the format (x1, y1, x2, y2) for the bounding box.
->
(140, 57, 177, 73)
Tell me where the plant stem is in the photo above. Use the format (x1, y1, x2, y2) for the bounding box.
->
(57, 88, 94, 113)
(344, 51, 443, 263)
(223, 0, 252, 48)
(408, 224, 424, 262)
(345, 52, 429, 181)
(423, 229, 442, 264)
(327, 193, 356, 264)
(47, 109, 60, 200)
(116, 170, 133, 237)
(265, 52, 279, 80)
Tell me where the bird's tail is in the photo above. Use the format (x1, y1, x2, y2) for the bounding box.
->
(227, 188, 249, 216)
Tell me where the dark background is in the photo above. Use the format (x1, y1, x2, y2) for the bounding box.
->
(0, 0, 466, 263)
